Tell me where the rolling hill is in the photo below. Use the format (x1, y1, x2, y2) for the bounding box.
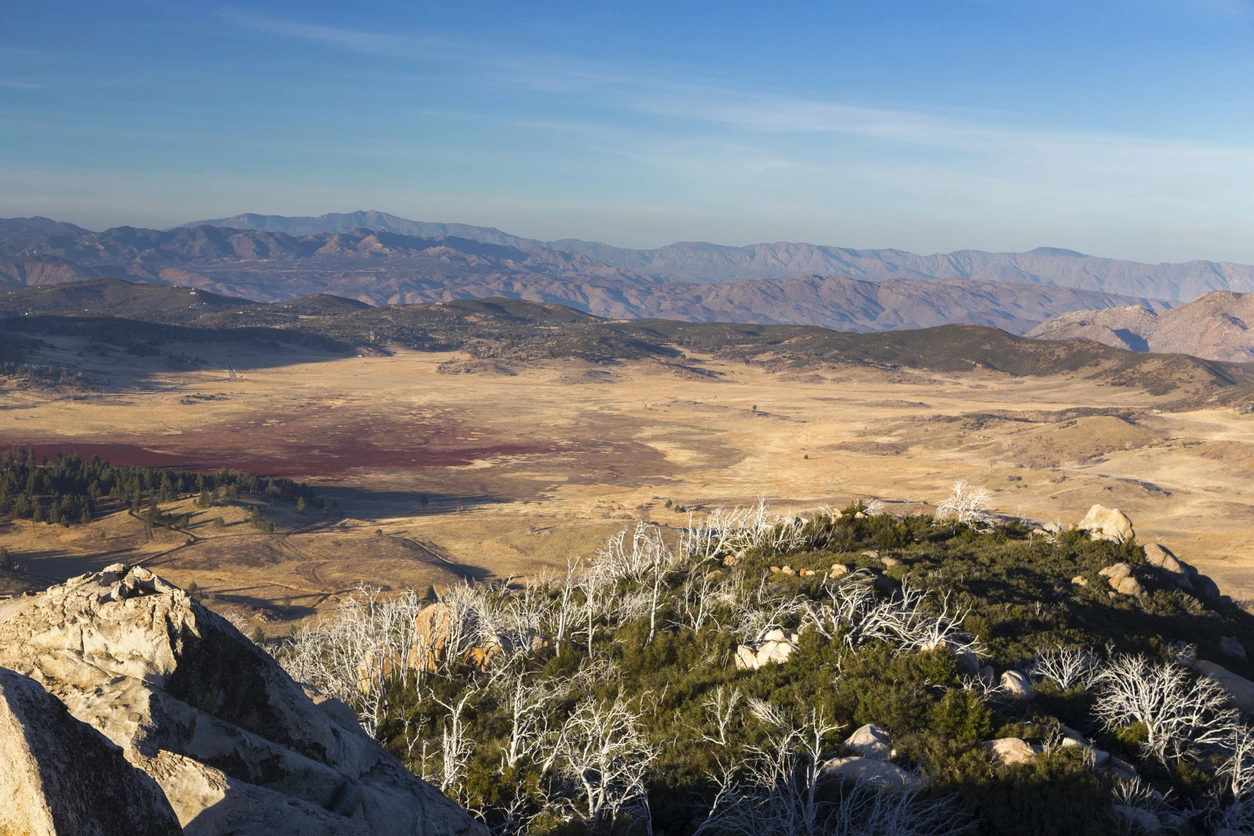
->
(2, 279, 1249, 403)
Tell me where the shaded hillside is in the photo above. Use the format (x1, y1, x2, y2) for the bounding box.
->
(1030, 291, 1254, 363)
(0, 278, 265, 322)
(2, 280, 1251, 402)
(182, 210, 1254, 300)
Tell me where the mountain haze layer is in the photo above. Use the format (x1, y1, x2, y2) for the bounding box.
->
(0, 220, 1172, 335)
(185, 211, 1254, 300)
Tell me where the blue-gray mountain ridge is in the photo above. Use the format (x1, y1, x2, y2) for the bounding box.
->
(185, 210, 1254, 301)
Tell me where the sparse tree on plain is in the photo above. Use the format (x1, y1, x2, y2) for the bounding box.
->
(934, 481, 995, 529)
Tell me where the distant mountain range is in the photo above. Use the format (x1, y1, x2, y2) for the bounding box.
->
(0, 219, 1176, 335)
(1030, 290, 1254, 363)
(186, 210, 1254, 300)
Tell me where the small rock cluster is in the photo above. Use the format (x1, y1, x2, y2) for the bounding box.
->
(818, 724, 913, 789)
(734, 629, 799, 670)
(1056, 508, 1227, 604)
(1098, 562, 1145, 597)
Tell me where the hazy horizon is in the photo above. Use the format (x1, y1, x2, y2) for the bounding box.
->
(10, 207, 1254, 267)
(5, 1, 1254, 263)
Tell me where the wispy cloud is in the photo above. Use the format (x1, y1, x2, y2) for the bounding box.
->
(215, 8, 411, 54)
(0, 79, 43, 89)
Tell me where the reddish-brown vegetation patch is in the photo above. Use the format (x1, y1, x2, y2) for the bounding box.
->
(3, 435, 551, 479)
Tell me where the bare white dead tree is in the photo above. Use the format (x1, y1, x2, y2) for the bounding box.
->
(701, 685, 743, 747)
(591, 521, 676, 587)
(588, 522, 680, 643)
(934, 481, 995, 530)
(1220, 724, 1254, 801)
(675, 567, 731, 633)
(549, 691, 656, 833)
(683, 498, 811, 562)
(496, 577, 553, 658)
(553, 559, 582, 656)
(1030, 645, 1100, 692)
(1109, 777, 1175, 834)
(700, 703, 843, 836)
(1093, 655, 1238, 765)
(852, 582, 983, 659)
(1210, 724, 1254, 831)
(436, 690, 477, 797)
(802, 573, 877, 643)
(958, 673, 1004, 701)
(731, 581, 811, 645)
(696, 706, 968, 836)
(438, 583, 498, 668)
(277, 584, 424, 737)
(578, 572, 605, 659)
(498, 667, 562, 771)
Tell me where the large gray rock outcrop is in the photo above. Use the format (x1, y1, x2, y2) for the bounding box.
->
(984, 737, 1037, 767)
(1079, 505, 1135, 543)
(1188, 659, 1254, 713)
(844, 723, 893, 760)
(819, 756, 913, 789)
(0, 665, 183, 836)
(1143, 544, 1192, 590)
(1000, 670, 1034, 701)
(0, 564, 484, 836)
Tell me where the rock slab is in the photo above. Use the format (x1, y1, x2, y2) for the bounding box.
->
(0, 665, 183, 836)
(819, 756, 912, 789)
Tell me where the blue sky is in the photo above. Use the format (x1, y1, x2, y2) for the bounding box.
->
(2, 1, 1253, 261)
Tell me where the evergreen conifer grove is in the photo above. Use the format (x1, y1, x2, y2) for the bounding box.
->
(0, 447, 321, 527)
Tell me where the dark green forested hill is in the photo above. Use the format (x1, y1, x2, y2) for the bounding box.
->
(276, 498, 1254, 835)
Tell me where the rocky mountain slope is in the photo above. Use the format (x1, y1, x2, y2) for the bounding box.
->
(0, 221, 1173, 335)
(588, 274, 1173, 334)
(0, 564, 484, 836)
(185, 211, 1254, 300)
(1029, 290, 1254, 363)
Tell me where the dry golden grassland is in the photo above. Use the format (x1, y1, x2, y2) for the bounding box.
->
(3, 337, 1253, 630)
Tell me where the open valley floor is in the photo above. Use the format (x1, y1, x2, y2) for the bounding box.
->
(3, 337, 1252, 630)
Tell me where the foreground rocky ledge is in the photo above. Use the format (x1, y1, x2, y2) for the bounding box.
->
(0, 564, 485, 836)
(0, 666, 183, 836)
